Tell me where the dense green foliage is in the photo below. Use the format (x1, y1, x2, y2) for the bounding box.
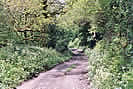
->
(0, 0, 73, 89)
(85, 40, 131, 89)
(0, 0, 132, 89)
(45, 24, 76, 52)
(85, 0, 133, 88)
(0, 45, 71, 89)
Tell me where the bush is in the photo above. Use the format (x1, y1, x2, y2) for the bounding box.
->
(0, 45, 71, 89)
(85, 39, 132, 89)
(46, 24, 76, 52)
(85, 0, 133, 88)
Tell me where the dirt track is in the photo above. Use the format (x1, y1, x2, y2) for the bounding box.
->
(17, 49, 90, 89)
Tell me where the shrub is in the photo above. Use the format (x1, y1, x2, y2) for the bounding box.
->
(0, 45, 71, 89)
(85, 39, 132, 89)
(46, 24, 76, 52)
(85, 0, 133, 88)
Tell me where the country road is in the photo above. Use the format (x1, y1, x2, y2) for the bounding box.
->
(17, 49, 90, 89)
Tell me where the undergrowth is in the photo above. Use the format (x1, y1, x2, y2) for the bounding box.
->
(85, 39, 133, 89)
(0, 45, 72, 89)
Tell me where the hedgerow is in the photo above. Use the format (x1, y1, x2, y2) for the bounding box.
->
(0, 45, 71, 89)
(85, 0, 133, 88)
(85, 39, 132, 89)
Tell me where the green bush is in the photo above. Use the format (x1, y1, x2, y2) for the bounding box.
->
(0, 45, 71, 89)
(85, 39, 132, 89)
(85, 0, 133, 88)
(46, 24, 76, 52)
